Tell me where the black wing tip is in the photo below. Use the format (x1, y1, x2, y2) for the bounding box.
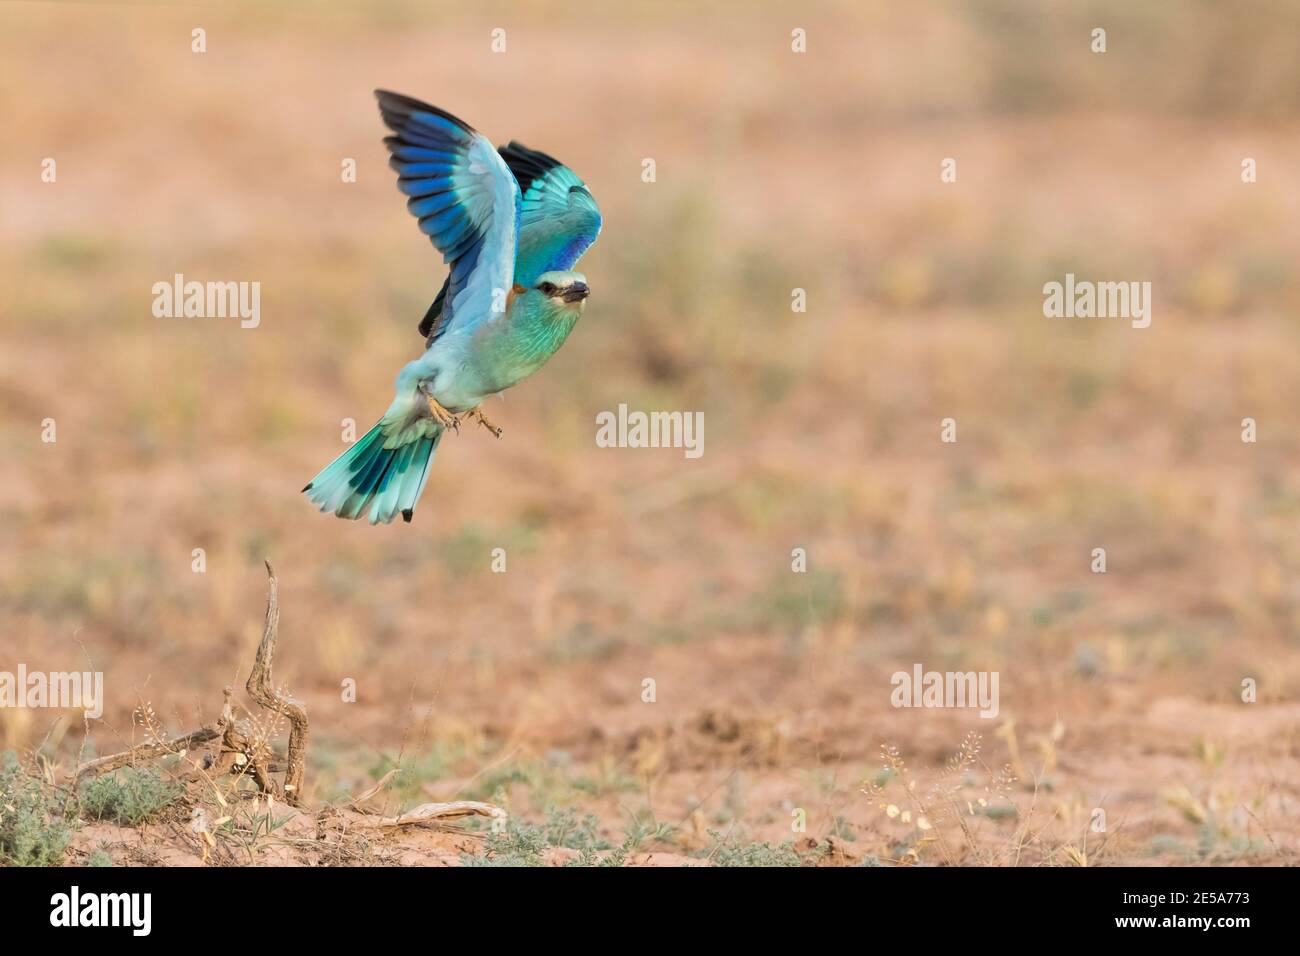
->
(500, 140, 561, 167)
(498, 140, 565, 189)
(374, 90, 475, 135)
(401, 508, 414, 523)
(302, 482, 313, 493)
(417, 309, 437, 339)
(418, 278, 450, 339)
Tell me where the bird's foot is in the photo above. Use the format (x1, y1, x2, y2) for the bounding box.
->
(426, 396, 460, 433)
(465, 405, 503, 439)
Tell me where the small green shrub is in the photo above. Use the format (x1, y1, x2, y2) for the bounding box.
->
(463, 808, 625, 867)
(704, 829, 804, 867)
(80, 767, 183, 826)
(0, 752, 72, 866)
(462, 817, 550, 867)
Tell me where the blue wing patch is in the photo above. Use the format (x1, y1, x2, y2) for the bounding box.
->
(412, 136, 602, 341)
(498, 141, 602, 286)
(376, 91, 519, 343)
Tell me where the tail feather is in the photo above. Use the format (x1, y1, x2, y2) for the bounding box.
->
(304, 417, 441, 524)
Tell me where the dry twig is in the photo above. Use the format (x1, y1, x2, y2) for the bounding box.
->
(76, 560, 309, 807)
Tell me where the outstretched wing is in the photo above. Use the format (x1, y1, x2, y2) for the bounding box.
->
(376, 90, 519, 344)
(418, 141, 601, 339)
(499, 141, 602, 286)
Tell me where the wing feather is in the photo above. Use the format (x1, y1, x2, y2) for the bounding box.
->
(375, 91, 519, 343)
(417, 142, 602, 340)
(498, 141, 602, 286)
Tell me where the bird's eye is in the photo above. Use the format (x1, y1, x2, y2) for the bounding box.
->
(539, 282, 556, 296)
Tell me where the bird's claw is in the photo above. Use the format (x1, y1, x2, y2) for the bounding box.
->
(428, 398, 500, 438)
(426, 396, 460, 432)
(465, 405, 503, 439)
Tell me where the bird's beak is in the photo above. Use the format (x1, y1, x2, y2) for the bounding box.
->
(562, 281, 590, 303)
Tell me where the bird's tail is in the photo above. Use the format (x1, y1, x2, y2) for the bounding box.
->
(303, 402, 442, 525)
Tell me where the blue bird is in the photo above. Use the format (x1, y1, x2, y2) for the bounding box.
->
(303, 91, 602, 524)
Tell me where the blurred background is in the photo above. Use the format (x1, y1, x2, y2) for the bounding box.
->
(2, 0, 1299, 864)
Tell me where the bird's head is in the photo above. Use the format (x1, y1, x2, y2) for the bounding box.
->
(532, 271, 590, 310)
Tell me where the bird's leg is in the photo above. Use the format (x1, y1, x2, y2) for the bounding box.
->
(465, 405, 503, 439)
(426, 395, 460, 433)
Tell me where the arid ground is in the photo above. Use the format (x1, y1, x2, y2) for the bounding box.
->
(2, 1, 1299, 865)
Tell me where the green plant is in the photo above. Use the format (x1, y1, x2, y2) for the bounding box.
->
(463, 807, 622, 867)
(461, 817, 551, 867)
(0, 752, 73, 866)
(703, 829, 804, 867)
(86, 848, 113, 867)
(79, 767, 183, 826)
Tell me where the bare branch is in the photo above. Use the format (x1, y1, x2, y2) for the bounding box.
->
(75, 560, 310, 809)
(366, 801, 507, 828)
(76, 724, 223, 779)
(245, 560, 309, 805)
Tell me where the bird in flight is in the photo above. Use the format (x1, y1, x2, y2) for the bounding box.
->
(304, 91, 602, 524)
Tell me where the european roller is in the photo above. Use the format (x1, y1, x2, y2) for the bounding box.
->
(304, 91, 602, 524)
